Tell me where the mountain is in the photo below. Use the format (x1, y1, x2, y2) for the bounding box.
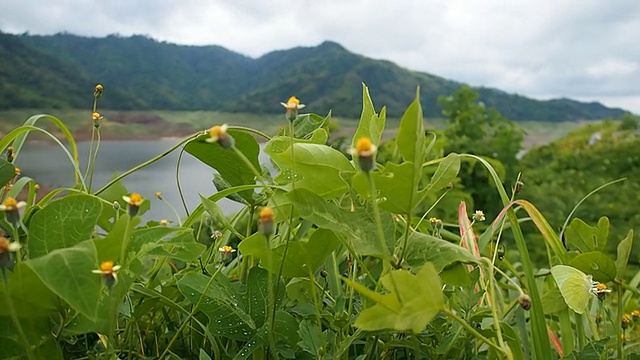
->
(0, 31, 627, 121)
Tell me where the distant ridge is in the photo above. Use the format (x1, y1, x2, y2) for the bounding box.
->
(0, 31, 627, 121)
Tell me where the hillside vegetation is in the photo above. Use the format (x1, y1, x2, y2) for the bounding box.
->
(0, 31, 627, 121)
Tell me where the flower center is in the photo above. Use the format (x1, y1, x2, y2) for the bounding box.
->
(286, 96, 300, 109)
(596, 283, 607, 291)
(355, 137, 373, 153)
(3, 197, 17, 208)
(259, 207, 274, 221)
(100, 261, 114, 272)
(209, 126, 224, 138)
(129, 193, 142, 204)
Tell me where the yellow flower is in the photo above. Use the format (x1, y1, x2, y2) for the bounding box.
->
(0, 236, 21, 254)
(350, 137, 377, 172)
(35, 184, 40, 191)
(94, 84, 104, 93)
(123, 193, 144, 206)
(0, 197, 26, 212)
(218, 245, 236, 255)
(123, 193, 145, 216)
(14, 167, 20, 176)
(92, 112, 103, 122)
(258, 207, 275, 237)
(353, 137, 377, 157)
(429, 217, 439, 224)
(160, 219, 169, 226)
(206, 124, 234, 148)
(206, 124, 228, 143)
(155, 191, 163, 199)
(92, 261, 121, 288)
(280, 96, 306, 111)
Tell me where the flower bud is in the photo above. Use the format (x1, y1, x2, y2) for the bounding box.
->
(352, 137, 377, 173)
(517, 293, 532, 311)
(206, 124, 234, 149)
(280, 96, 305, 122)
(94, 84, 104, 97)
(258, 207, 275, 238)
(123, 193, 144, 216)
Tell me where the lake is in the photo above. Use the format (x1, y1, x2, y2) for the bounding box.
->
(14, 139, 268, 221)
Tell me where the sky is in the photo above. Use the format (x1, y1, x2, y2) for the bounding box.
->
(1, 0, 639, 113)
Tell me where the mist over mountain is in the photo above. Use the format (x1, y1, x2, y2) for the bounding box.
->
(0, 32, 626, 121)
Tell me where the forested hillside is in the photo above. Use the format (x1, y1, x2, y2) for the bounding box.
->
(0, 31, 627, 120)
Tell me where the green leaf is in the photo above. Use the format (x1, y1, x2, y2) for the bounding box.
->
(0, 316, 63, 360)
(616, 230, 634, 279)
(185, 130, 260, 203)
(239, 228, 339, 278)
(27, 194, 102, 258)
(267, 142, 355, 199)
(199, 349, 212, 360)
(178, 267, 276, 341)
(0, 263, 58, 318)
(291, 112, 331, 140)
(353, 162, 419, 214)
(25, 240, 102, 321)
(424, 153, 460, 194)
(396, 88, 425, 164)
(93, 214, 139, 263)
(352, 83, 386, 146)
(287, 188, 394, 256)
(346, 263, 444, 333)
(568, 251, 617, 283)
(0, 159, 15, 188)
(565, 217, 610, 253)
(403, 232, 479, 273)
(297, 319, 326, 357)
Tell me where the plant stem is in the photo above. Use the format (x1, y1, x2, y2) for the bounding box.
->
(94, 132, 201, 196)
(443, 308, 511, 359)
(366, 172, 390, 262)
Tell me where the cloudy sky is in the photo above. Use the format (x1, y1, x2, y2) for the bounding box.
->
(1, 0, 639, 112)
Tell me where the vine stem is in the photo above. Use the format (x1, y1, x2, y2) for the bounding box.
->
(94, 132, 202, 196)
(443, 308, 511, 359)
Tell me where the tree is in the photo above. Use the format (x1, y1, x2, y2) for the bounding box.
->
(439, 86, 524, 217)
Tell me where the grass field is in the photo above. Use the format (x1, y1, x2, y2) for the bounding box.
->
(0, 108, 591, 148)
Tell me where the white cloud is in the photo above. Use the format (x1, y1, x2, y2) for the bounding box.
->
(1, 0, 639, 112)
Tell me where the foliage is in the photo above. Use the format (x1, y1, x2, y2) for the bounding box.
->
(0, 82, 638, 360)
(0, 31, 628, 120)
(439, 85, 524, 218)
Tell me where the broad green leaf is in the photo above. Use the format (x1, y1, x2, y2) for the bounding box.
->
(268, 142, 355, 199)
(287, 188, 394, 256)
(239, 228, 339, 278)
(93, 214, 139, 263)
(441, 263, 472, 287)
(0, 316, 62, 360)
(0, 159, 15, 188)
(568, 251, 617, 283)
(403, 231, 479, 273)
(0, 263, 58, 318)
(129, 225, 202, 261)
(348, 264, 444, 333)
(616, 230, 634, 279)
(28, 194, 102, 258)
(290, 112, 331, 140)
(501, 322, 526, 360)
(178, 267, 277, 341)
(352, 83, 386, 146)
(233, 310, 300, 360)
(352, 162, 419, 214)
(297, 319, 326, 357)
(565, 217, 609, 253)
(185, 130, 260, 203)
(424, 153, 460, 194)
(396, 89, 425, 164)
(25, 240, 102, 321)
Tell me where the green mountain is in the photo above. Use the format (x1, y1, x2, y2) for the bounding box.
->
(0, 31, 627, 121)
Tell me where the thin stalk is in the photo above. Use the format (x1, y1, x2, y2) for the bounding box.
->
(88, 128, 101, 192)
(175, 147, 189, 216)
(228, 125, 271, 141)
(575, 313, 585, 351)
(443, 308, 510, 358)
(485, 260, 508, 353)
(94, 132, 201, 196)
(366, 172, 390, 261)
(618, 282, 624, 359)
